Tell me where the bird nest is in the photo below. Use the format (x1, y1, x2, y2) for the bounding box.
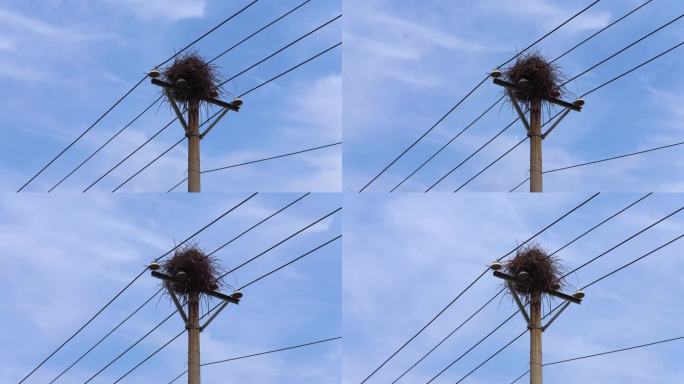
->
(161, 244, 225, 300)
(162, 52, 224, 109)
(503, 243, 565, 301)
(504, 51, 566, 108)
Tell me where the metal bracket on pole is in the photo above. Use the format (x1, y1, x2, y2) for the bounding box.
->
(200, 299, 231, 331)
(164, 88, 190, 135)
(542, 300, 571, 332)
(506, 280, 531, 325)
(200, 107, 230, 139)
(506, 89, 531, 133)
(541, 107, 572, 139)
(163, 280, 189, 325)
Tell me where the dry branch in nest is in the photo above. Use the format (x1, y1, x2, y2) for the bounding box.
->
(504, 51, 567, 108)
(161, 244, 225, 301)
(162, 52, 224, 109)
(503, 243, 565, 301)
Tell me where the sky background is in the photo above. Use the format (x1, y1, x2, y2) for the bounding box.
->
(0, 193, 341, 383)
(344, 193, 684, 383)
(344, 0, 684, 192)
(1, 0, 341, 193)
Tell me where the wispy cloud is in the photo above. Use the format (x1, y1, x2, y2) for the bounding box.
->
(105, 0, 206, 21)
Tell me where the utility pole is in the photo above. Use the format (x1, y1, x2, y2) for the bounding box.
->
(147, 69, 242, 193)
(490, 70, 584, 193)
(490, 263, 584, 384)
(148, 264, 242, 384)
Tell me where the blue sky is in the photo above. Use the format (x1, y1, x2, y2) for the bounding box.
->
(343, 193, 684, 383)
(1, 0, 341, 193)
(344, 0, 684, 192)
(0, 193, 341, 383)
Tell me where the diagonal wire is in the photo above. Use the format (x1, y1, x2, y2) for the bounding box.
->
(167, 336, 342, 384)
(16, 0, 260, 193)
(166, 142, 342, 192)
(509, 140, 684, 192)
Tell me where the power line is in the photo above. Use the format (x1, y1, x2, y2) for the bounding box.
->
(430, 13, 682, 193)
(167, 336, 342, 384)
(16, 1, 260, 193)
(47, 0, 311, 192)
(46, 288, 164, 384)
(356, 193, 598, 383)
(82, 15, 340, 194)
(110, 234, 341, 383)
(452, 231, 684, 383)
(391, 193, 649, 383)
(357, 0, 604, 192)
(167, 142, 343, 192)
(509, 335, 684, 383)
(111, 42, 342, 192)
(393, 0, 655, 193)
(454, 38, 684, 192)
(509, 140, 684, 192)
(15, 193, 256, 384)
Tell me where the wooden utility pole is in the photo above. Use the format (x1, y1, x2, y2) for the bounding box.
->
(529, 292, 543, 384)
(528, 101, 543, 193)
(187, 100, 201, 192)
(490, 72, 583, 193)
(187, 292, 201, 384)
(490, 267, 583, 384)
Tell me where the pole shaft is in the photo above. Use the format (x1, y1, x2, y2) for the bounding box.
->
(188, 292, 201, 384)
(530, 292, 543, 384)
(187, 100, 201, 192)
(529, 101, 543, 193)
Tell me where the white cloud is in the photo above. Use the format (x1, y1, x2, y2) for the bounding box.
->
(106, 0, 206, 21)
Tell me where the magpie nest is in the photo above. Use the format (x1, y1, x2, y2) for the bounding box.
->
(162, 52, 224, 109)
(161, 244, 225, 300)
(503, 243, 565, 300)
(504, 51, 566, 108)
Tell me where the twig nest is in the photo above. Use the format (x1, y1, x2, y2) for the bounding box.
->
(504, 51, 566, 107)
(162, 52, 223, 107)
(162, 244, 224, 298)
(503, 243, 565, 298)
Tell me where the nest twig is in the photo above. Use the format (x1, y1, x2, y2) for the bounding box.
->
(504, 51, 567, 109)
(161, 51, 224, 110)
(161, 243, 225, 301)
(503, 242, 566, 302)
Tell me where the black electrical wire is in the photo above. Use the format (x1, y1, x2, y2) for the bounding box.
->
(166, 142, 343, 192)
(167, 336, 342, 384)
(392, 193, 649, 383)
(509, 335, 684, 383)
(15, 193, 256, 384)
(380, 0, 655, 193)
(357, 0, 604, 192)
(110, 234, 341, 383)
(356, 193, 598, 383)
(16, 0, 260, 193)
(454, 38, 684, 192)
(452, 232, 684, 383)
(48, 0, 311, 192)
(111, 42, 342, 192)
(509, 141, 684, 192)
